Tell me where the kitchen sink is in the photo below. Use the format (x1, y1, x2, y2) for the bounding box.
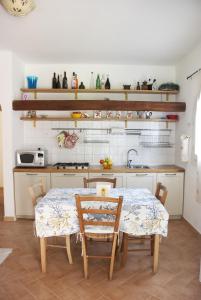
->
(127, 165, 150, 169)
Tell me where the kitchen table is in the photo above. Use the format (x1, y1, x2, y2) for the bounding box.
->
(35, 188, 169, 273)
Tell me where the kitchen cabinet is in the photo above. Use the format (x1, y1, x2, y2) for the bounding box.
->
(51, 173, 87, 188)
(156, 173, 184, 218)
(125, 173, 156, 193)
(88, 173, 124, 188)
(14, 172, 51, 218)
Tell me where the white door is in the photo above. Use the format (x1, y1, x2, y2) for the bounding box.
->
(125, 173, 156, 193)
(51, 173, 87, 188)
(88, 173, 124, 188)
(14, 172, 51, 218)
(156, 173, 184, 217)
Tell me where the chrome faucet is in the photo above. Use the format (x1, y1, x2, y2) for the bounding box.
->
(127, 148, 138, 168)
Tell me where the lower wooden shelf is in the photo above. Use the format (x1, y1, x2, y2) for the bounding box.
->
(20, 116, 177, 123)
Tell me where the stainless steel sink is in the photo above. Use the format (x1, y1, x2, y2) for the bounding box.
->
(127, 165, 150, 169)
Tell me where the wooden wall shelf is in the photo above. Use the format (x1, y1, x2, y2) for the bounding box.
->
(21, 88, 178, 95)
(13, 100, 186, 112)
(20, 116, 177, 123)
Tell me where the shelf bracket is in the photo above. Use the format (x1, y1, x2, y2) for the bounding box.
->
(33, 91, 37, 100)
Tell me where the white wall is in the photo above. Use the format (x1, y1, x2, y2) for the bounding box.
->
(0, 51, 24, 219)
(23, 63, 176, 166)
(0, 111, 3, 187)
(176, 41, 201, 233)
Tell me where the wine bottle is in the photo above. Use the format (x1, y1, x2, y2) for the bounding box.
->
(96, 74, 101, 89)
(56, 75, 61, 89)
(52, 72, 57, 89)
(62, 71, 68, 89)
(105, 75, 111, 89)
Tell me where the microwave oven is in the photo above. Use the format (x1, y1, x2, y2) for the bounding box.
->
(16, 149, 48, 167)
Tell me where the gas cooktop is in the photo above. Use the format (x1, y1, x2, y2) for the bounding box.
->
(53, 162, 89, 170)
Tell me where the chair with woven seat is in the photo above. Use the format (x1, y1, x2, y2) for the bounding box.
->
(83, 177, 117, 188)
(28, 181, 73, 270)
(121, 182, 168, 267)
(75, 194, 123, 280)
(28, 180, 46, 207)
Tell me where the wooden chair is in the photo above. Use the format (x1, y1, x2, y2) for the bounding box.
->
(75, 194, 123, 280)
(28, 180, 46, 206)
(29, 181, 73, 271)
(155, 182, 168, 205)
(83, 177, 117, 188)
(121, 183, 168, 270)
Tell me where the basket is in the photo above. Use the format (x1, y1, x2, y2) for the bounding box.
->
(1, 0, 35, 16)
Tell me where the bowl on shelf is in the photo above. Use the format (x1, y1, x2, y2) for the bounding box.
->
(166, 114, 179, 120)
(71, 112, 82, 119)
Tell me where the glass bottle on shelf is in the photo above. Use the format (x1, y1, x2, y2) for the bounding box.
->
(79, 82, 85, 89)
(52, 72, 57, 89)
(90, 72, 95, 89)
(101, 74, 105, 89)
(62, 71, 68, 89)
(75, 74, 78, 89)
(71, 72, 76, 89)
(105, 75, 111, 89)
(56, 75, 61, 88)
(136, 82, 140, 90)
(96, 74, 101, 89)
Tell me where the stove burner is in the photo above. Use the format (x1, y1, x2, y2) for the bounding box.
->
(53, 162, 89, 170)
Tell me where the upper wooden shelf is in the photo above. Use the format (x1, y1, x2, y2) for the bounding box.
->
(21, 88, 178, 95)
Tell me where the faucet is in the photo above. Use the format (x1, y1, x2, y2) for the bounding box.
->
(127, 148, 138, 168)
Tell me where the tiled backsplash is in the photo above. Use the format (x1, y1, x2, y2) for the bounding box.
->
(23, 114, 175, 166)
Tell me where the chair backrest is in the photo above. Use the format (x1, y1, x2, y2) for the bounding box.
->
(83, 177, 117, 188)
(28, 179, 46, 206)
(155, 182, 168, 206)
(75, 195, 123, 234)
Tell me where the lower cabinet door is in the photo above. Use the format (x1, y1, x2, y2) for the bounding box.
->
(14, 172, 51, 218)
(156, 173, 184, 218)
(51, 173, 87, 188)
(125, 173, 156, 193)
(88, 173, 124, 188)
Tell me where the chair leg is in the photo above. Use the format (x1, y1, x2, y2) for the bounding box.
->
(121, 233, 128, 267)
(153, 234, 160, 274)
(109, 233, 118, 280)
(66, 235, 73, 264)
(40, 237, 47, 273)
(82, 235, 88, 279)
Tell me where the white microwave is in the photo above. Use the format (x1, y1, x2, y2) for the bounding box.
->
(16, 149, 48, 167)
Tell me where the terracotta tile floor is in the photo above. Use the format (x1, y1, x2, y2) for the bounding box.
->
(0, 198, 201, 299)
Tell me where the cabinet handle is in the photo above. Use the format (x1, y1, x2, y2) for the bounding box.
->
(63, 173, 76, 176)
(164, 173, 177, 176)
(101, 173, 114, 176)
(26, 173, 38, 176)
(136, 174, 148, 176)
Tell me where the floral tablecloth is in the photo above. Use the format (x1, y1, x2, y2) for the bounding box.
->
(35, 188, 169, 238)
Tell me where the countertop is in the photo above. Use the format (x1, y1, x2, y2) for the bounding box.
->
(13, 165, 185, 173)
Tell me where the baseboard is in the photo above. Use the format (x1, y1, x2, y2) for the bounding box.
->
(4, 216, 16, 222)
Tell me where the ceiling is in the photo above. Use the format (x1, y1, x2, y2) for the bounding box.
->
(0, 0, 201, 65)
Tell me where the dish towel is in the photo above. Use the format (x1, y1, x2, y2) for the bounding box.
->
(180, 135, 190, 162)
